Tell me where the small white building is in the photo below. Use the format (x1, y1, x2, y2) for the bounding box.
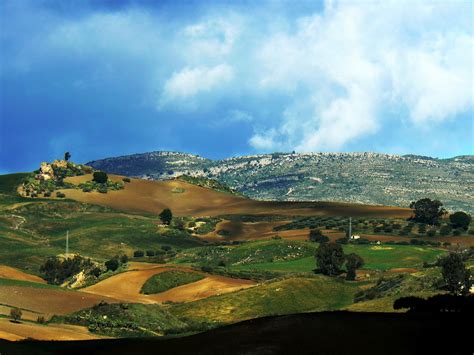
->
(350, 235, 361, 240)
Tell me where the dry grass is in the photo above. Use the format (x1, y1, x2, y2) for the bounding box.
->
(0, 265, 46, 284)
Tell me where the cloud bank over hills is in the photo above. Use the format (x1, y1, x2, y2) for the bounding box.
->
(1, 0, 472, 172)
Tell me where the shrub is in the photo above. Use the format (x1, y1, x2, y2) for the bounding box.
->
(43, 191, 51, 197)
(439, 253, 471, 295)
(92, 171, 108, 184)
(309, 229, 329, 243)
(10, 308, 22, 322)
(345, 253, 364, 281)
(159, 208, 173, 225)
(439, 225, 452, 236)
(122, 177, 131, 183)
(449, 211, 471, 230)
(133, 250, 144, 258)
(37, 315, 46, 324)
(146, 250, 155, 257)
(201, 265, 213, 273)
(452, 229, 462, 236)
(56, 191, 66, 198)
(90, 267, 101, 278)
(82, 187, 92, 192)
(336, 237, 349, 244)
(120, 255, 129, 264)
(161, 245, 172, 252)
(443, 242, 451, 247)
(105, 258, 119, 272)
(97, 186, 108, 194)
(427, 230, 436, 237)
(469, 229, 474, 235)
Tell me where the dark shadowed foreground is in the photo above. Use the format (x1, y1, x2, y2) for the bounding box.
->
(0, 311, 472, 355)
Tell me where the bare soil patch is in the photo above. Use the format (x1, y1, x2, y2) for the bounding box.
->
(82, 262, 255, 304)
(0, 265, 45, 284)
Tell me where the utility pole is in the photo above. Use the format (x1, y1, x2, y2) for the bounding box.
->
(66, 230, 69, 258)
(349, 217, 352, 239)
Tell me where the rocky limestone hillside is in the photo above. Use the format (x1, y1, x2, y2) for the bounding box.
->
(88, 152, 474, 213)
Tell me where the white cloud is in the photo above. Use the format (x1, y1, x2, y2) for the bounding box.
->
(248, 0, 473, 151)
(160, 64, 234, 105)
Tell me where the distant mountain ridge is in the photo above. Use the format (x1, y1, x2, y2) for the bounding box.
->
(87, 151, 474, 213)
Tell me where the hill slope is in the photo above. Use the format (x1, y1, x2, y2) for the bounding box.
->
(59, 174, 411, 218)
(87, 151, 474, 213)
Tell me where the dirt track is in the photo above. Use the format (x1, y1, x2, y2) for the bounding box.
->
(82, 262, 255, 303)
(61, 175, 412, 218)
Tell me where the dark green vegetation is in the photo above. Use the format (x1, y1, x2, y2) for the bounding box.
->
(440, 253, 471, 295)
(56, 302, 192, 337)
(409, 198, 445, 225)
(275, 214, 472, 238)
(450, 211, 472, 230)
(87, 151, 474, 213)
(0, 173, 31, 194)
(159, 208, 173, 225)
(141, 271, 204, 295)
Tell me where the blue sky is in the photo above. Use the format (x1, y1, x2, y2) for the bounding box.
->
(1, 0, 473, 173)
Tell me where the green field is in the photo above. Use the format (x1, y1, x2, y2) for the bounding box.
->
(170, 276, 364, 324)
(231, 244, 445, 273)
(141, 271, 204, 294)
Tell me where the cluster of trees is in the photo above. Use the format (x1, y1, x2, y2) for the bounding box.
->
(439, 253, 471, 295)
(40, 255, 93, 285)
(410, 198, 471, 230)
(315, 242, 364, 281)
(104, 254, 128, 272)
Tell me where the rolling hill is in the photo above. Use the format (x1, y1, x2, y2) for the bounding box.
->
(87, 151, 474, 213)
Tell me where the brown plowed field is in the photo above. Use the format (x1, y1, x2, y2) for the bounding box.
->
(60, 175, 412, 218)
(0, 318, 105, 341)
(0, 286, 119, 320)
(82, 262, 255, 303)
(0, 266, 46, 284)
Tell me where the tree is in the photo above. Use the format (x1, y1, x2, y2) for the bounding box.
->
(345, 253, 364, 281)
(439, 253, 471, 295)
(449, 211, 471, 230)
(120, 254, 129, 264)
(64, 152, 71, 161)
(315, 242, 345, 276)
(159, 208, 173, 225)
(105, 257, 119, 272)
(10, 308, 22, 322)
(309, 229, 329, 243)
(409, 198, 446, 225)
(92, 171, 108, 184)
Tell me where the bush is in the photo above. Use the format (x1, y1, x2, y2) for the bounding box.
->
(469, 229, 474, 235)
(43, 191, 51, 197)
(427, 230, 436, 237)
(452, 229, 462, 236)
(449, 211, 471, 230)
(439, 225, 452, 236)
(37, 315, 46, 324)
(201, 265, 213, 273)
(161, 245, 172, 252)
(82, 187, 92, 192)
(120, 255, 129, 264)
(122, 177, 131, 183)
(10, 308, 22, 322)
(309, 229, 329, 243)
(56, 191, 66, 198)
(133, 250, 144, 258)
(97, 186, 108, 194)
(146, 250, 155, 257)
(90, 267, 101, 278)
(92, 171, 108, 184)
(159, 208, 173, 225)
(105, 258, 119, 272)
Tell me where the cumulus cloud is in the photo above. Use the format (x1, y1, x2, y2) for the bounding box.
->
(160, 64, 234, 106)
(2, 0, 472, 156)
(248, 0, 473, 151)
